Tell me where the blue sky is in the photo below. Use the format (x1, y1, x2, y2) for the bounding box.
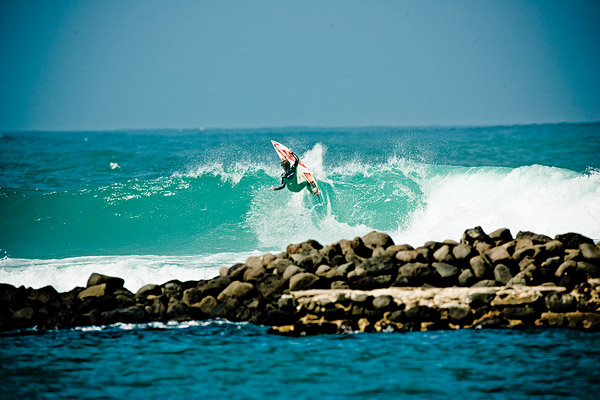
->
(1, 0, 599, 130)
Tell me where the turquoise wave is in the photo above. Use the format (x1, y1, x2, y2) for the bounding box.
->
(2, 154, 599, 260)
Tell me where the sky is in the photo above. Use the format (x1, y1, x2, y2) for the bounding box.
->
(0, 0, 599, 131)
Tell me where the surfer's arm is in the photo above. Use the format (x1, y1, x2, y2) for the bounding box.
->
(290, 152, 300, 170)
(271, 175, 286, 191)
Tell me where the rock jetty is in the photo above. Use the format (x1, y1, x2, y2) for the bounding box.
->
(1, 227, 600, 335)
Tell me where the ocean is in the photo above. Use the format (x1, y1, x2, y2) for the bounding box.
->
(1, 124, 600, 398)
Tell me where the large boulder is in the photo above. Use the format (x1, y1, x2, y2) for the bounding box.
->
(135, 284, 161, 299)
(360, 255, 397, 277)
(217, 281, 254, 301)
(86, 273, 124, 292)
(580, 243, 600, 261)
(394, 263, 437, 286)
(78, 284, 107, 299)
(289, 273, 319, 291)
(516, 231, 551, 244)
(362, 231, 394, 249)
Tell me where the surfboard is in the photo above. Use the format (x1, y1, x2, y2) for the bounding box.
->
(271, 140, 320, 196)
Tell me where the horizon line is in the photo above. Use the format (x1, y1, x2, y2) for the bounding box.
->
(2, 120, 599, 134)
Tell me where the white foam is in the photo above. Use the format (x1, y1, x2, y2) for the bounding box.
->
(394, 165, 600, 245)
(0, 252, 260, 292)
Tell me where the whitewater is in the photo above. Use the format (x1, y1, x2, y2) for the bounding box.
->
(1, 125, 599, 292)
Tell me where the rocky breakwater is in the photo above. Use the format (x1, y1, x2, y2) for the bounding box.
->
(1, 227, 600, 335)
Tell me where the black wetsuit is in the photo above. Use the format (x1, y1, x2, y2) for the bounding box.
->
(273, 152, 308, 192)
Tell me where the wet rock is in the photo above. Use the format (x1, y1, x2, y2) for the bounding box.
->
(362, 231, 394, 249)
(12, 307, 35, 321)
(101, 306, 146, 323)
(147, 296, 167, 316)
(227, 264, 248, 280)
(136, 284, 161, 299)
(516, 231, 551, 244)
(545, 292, 576, 312)
(198, 276, 231, 297)
(163, 281, 183, 300)
(181, 288, 203, 306)
(289, 273, 319, 291)
(405, 305, 439, 321)
(537, 312, 600, 330)
(372, 295, 393, 309)
(580, 243, 600, 261)
(360, 255, 397, 277)
(555, 260, 577, 277)
(194, 296, 217, 315)
(255, 274, 286, 300)
(448, 305, 471, 322)
(290, 250, 324, 271)
(217, 281, 254, 301)
(167, 301, 191, 319)
(494, 264, 513, 285)
(86, 273, 124, 292)
(394, 263, 437, 287)
(502, 306, 537, 320)
(555, 233, 594, 249)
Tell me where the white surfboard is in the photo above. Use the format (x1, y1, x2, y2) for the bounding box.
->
(271, 140, 320, 195)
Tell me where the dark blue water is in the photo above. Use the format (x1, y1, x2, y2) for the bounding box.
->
(1, 322, 599, 399)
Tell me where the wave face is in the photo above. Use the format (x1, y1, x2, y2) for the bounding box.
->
(1, 124, 599, 289)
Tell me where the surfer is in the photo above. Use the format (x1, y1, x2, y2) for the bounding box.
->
(269, 150, 318, 194)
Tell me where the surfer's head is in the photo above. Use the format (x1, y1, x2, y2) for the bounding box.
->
(281, 159, 290, 170)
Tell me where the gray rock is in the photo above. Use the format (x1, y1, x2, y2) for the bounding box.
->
(448, 305, 471, 322)
(283, 265, 304, 281)
(86, 273, 125, 291)
(196, 296, 217, 315)
(181, 288, 203, 306)
(580, 243, 600, 260)
(470, 255, 492, 279)
(277, 296, 296, 311)
(270, 259, 293, 275)
(12, 307, 34, 320)
(78, 284, 107, 299)
(217, 281, 254, 301)
(289, 273, 319, 291)
(243, 265, 266, 282)
(432, 262, 459, 278)
(245, 256, 263, 269)
(395, 250, 425, 263)
(503, 306, 537, 320)
(458, 269, 475, 287)
(494, 264, 513, 285)
(362, 231, 394, 249)
(486, 247, 511, 265)
(315, 265, 332, 277)
(372, 295, 393, 309)
(433, 245, 454, 263)
(136, 284, 160, 298)
(452, 244, 473, 260)
(360, 255, 397, 277)
(394, 263, 437, 286)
